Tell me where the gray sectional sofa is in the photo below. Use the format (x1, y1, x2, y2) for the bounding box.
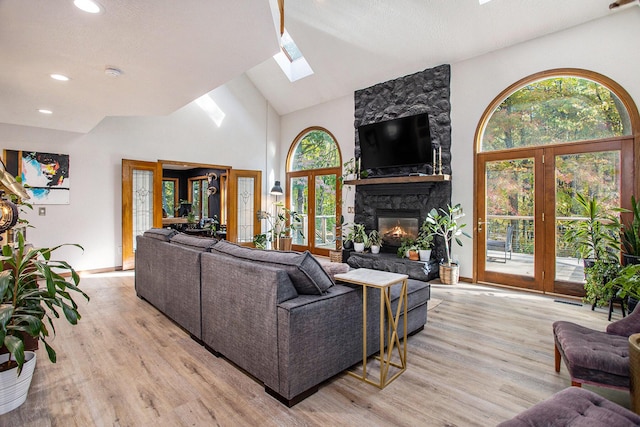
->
(135, 228, 430, 406)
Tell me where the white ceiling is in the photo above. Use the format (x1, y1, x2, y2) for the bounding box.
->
(0, 0, 624, 134)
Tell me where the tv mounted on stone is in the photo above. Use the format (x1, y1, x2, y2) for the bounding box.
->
(357, 112, 433, 171)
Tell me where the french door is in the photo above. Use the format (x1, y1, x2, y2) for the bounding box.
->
(287, 168, 341, 256)
(476, 138, 633, 296)
(122, 159, 162, 270)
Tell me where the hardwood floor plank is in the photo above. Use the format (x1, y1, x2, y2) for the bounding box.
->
(0, 273, 631, 426)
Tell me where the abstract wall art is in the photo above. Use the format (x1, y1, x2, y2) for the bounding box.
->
(20, 151, 70, 204)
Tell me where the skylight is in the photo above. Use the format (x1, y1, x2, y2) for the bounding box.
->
(280, 30, 302, 62)
(274, 29, 313, 82)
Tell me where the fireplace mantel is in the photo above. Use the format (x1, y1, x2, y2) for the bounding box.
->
(344, 174, 450, 186)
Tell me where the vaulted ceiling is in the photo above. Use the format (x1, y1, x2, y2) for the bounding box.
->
(0, 0, 625, 134)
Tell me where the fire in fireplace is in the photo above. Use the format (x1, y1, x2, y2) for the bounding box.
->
(376, 209, 420, 249)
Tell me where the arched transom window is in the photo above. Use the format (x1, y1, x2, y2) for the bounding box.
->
(289, 128, 340, 171)
(481, 76, 632, 152)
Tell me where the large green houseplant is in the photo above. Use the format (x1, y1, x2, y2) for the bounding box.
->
(424, 203, 470, 284)
(620, 195, 640, 265)
(0, 231, 88, 374)
(563, 193, 620, 263)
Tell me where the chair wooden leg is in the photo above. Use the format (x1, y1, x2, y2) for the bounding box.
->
(555, 343, 561, 372)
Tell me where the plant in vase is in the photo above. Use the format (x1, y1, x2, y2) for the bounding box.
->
(368, 230, 382, 254)
(603, 263, 640, 313)
(0, 231, 89, 414)
(396, 237, 418, 260)
(346, 223, 368, 253)
(424, 203, 470, 284)
(563, 193, 621, 305)
(619, 195, 640, 266)
(416, 221, 434, 262)
(257, 203, 304, 251)
(339, 158, 359, 186)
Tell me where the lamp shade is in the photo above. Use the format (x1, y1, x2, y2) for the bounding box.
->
(270, 181, 283, 196)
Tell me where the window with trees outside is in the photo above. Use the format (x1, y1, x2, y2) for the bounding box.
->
(477, 70, 636, 295)
(286, 127, 342, 256)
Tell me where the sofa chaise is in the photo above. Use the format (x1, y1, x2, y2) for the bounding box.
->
(135, 229, 430, 406)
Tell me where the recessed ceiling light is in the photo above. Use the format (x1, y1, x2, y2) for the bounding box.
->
(50, 73, 70, 81)
(74, 0, 102, 14)
(38, 109, 53, 115)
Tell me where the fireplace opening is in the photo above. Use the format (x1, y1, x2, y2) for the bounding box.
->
(376, 209, 420, 250)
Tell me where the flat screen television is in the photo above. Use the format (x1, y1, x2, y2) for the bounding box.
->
(358, 112, 432, 170)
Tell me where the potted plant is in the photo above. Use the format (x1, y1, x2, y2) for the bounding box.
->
(257, 203, 304, 251)
(396, 237, 418, 260)
(563, 193, 621, 264)
(347, 223, 368, 253)
(416, 220, 434, 262)
(253, 233, 268, 250)
(0, 231, 89, 414)
(620, 195, 640, 266)
(424, 203, 470, 284)
(340, 158, 358, 184)
(583, 259, 621, 307)
(603, 263, 640, 313)
(368, 230, 382, 254)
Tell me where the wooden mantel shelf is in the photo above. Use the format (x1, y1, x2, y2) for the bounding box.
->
(343, 174, 450, 186)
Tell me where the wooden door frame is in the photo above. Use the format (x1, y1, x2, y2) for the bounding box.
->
(287, 167, 342, 256)
(227, 169, 261, 245)
(122, 159, 162, 270)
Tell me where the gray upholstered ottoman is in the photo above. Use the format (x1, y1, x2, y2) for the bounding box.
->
(498, 387, 640, 426)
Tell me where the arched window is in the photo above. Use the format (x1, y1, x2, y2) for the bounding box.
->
(286, 127, 342, 255)
(481, 75, 633, 152)
(475, 69, 639, 297)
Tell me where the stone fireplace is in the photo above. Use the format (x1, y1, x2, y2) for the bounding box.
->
(376, 209, 420, 249)
(350, 63, 453, 268)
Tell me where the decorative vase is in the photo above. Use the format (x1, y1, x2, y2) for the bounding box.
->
(408, 250, 419, 261)
(354, 242, 365, 253)
(419, 249, 431, 262)
(277, 237, 293, 251)
(371, 245, 380, 254)
(439, 264, 459, 285)
(0, 351, 37, 415)
(343, 240, 353, 250)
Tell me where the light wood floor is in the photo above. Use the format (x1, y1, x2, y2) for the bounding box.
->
(0, 272, 631, 426)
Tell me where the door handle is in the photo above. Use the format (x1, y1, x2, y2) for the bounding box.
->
(478, 218, 488, 231)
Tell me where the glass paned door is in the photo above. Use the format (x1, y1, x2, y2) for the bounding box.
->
(477, 151, 541, 291)
(554, 149, 622, 292)
(484, 158, 535, 276)
(314, 174, 338, 251)
(290, 176, 308, 247)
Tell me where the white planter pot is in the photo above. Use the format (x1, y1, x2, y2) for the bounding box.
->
(371, 245, 380, 254)
(0, 351, 37, 415)
(354, 242, 365, 252)
(419, 249, 431, 262)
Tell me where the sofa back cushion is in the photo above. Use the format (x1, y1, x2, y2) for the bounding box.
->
(170, 233, 218, 251)
(211, 240, 334, 295)
(143, 228, 177, 241)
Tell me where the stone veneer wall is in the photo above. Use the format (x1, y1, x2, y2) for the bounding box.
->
(353, 64, 452, 263)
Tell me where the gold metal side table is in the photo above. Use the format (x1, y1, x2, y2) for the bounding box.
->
(335, 268, 408, 388)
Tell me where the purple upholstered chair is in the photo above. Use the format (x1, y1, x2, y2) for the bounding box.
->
(553, 305, 640, 390)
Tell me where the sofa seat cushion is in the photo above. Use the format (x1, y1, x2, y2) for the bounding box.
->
(211, 240, 334, 295)
(498, 387, 640, 427)
(143, 228, 177, 241)
(170, 233, 218, 251)
(553, 321, 629, 378)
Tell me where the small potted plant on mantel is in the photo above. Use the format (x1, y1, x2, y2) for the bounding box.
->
(346, 223, 368, 253)
(416, 221, 434, 262)
(424, 203, 470, 284)
(0, 231, 89, 414)
(368, 230, 382, 254)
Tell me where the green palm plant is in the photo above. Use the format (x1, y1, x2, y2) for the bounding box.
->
(563, 193, 620, 262)
(620, 195, 640, 261)
(0, 231, 89, 374)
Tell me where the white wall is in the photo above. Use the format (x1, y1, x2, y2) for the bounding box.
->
(1, 73, 277, 271)
(450, 7, 640, 278)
